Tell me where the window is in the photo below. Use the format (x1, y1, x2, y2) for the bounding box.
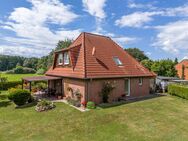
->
(63, 52, 70, 65)
(139, 78, 143, 85)
(57, 53, 63, 65)
(113, 57, 123, 65)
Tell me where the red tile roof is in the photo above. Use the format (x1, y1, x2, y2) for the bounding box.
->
(46, 32, 156, 79)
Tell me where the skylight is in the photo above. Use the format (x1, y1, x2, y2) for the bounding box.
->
(113, 57, 123, 65)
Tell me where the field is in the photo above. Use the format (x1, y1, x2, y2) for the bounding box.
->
(0, 74, 42, 81)
(0, 91, 188, 141)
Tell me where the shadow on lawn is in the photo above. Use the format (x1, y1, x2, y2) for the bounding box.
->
(0, 100, 11, 108)
(98, 93, 166, 109)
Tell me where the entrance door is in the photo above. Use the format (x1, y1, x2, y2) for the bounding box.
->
(125, 79, 130, 96)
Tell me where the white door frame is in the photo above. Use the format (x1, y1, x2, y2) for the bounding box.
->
(125, 78, 130, 96)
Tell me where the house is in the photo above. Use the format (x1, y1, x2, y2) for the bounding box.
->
(175, 59, 188, 80)
(23, 32, 156, 104)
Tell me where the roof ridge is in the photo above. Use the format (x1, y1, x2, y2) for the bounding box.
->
(84, 32, 110, 39)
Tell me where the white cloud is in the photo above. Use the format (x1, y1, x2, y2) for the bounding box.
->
(0, 0, 80, 57)
(82, 0, 106, 19)
(153, 20, 188, 55)
(116, 4, 188, 28)
(115, 12, 161, 28)
(113, 36, 137, 45)
(127, 1, 157, 10)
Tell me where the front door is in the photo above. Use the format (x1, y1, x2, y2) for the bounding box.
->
(125, 79, 130, 96)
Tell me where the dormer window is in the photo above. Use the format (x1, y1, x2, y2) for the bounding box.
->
(113, 57, 123, 65)
(63, 51, 70, 65)
(58, 53, 63, 65)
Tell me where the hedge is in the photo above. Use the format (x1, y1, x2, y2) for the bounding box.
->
(168, 84, 188, 99)
(0, 81, 22, 90)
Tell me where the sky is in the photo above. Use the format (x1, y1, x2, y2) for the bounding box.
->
(0, 0, 188, 61)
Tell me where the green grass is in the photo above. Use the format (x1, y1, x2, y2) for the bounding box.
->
(1, 93, 188, 141)
(1, 74, 42, 82)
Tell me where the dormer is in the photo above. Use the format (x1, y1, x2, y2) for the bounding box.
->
(55, 50, 71, 68)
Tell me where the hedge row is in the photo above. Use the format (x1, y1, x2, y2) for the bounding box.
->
(0, 81, 22, 90)
(168, 84, 188, 99)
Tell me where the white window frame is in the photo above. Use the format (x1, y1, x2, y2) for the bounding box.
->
(113, 57, 123, 66)
(63, 52, 70, 65)
(58, 53, 63, 65)
(139, 78, 143, 86)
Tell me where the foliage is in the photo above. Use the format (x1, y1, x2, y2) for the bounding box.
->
(141, 59, 154, 70)
(168, 84, 188, 99)
(99, 82, 115, 103)
(36, 68, 46, 74)
(150, 59, 177, 77)
(8, 88, 31, 106)
(0, 81, 22, 90)
(86, 101, 95, 109)
(0, 40, 72, 72)
(35, 99, 55, 112)
(67, 98, 81, 107)
(32, 82, 47, 90)
(125, 48, 149, 62)
(174, 58, 178, 65)
(13, 66, 36, 74)
(0, 55, 25, 71)
(23, 57, 38, 70)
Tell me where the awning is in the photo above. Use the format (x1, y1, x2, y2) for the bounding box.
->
(22, 76, 62, 82)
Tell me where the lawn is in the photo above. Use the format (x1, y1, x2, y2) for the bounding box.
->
(1, 74, 42, 81)
(0, 92, 188, 141)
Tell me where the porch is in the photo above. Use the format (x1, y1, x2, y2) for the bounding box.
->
(22, 76, 63, 99)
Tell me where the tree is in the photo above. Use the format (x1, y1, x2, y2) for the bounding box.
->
(125, 48, 149, 62)
(37, 39, 72, 71)
(150, 59, 177, 77)
(141, 59, 154, 70)
(174, 58, 178, 65)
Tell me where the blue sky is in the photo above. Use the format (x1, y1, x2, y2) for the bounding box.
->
(0, 0, 188, 60)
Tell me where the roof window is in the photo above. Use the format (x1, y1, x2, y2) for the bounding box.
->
(113, 57, 123, 65)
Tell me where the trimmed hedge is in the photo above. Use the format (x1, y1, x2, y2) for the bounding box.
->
(8, 89, 31, 106)
(0, 81, 22, 90)
(168, 84, 188, 99)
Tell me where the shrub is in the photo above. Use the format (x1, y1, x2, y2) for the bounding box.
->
(168, 84, 188, 99)
(36, 68, 46, 74)
(67, 98, 81, 107)
(0, 81, 22, 90)
(5, 70, 14, 74)
(32, 82, 47, 90)
(35, 99, 55, 112)
(99, 81, 115, 103)
(13, 66, 24, 74)
(86, 101, 95, 109)
(8, 89, 31, 106)
(11, 66, 36, 74)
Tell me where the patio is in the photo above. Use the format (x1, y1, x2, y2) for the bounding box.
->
(22, 76, 63, 99)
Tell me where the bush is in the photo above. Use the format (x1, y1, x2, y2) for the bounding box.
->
(168, 84, 188, 99)
(36, 68, 46, 75)
(32, 82, 47, 91)
(12, 66, 36, 74)
(8, 89, 31, 106)
(0, 81, 22, 90)
(86, 101, 95, 109)
(99, 82, 115, 103)
(35, 99, 55, 112)
(5, 70, 14, 74)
